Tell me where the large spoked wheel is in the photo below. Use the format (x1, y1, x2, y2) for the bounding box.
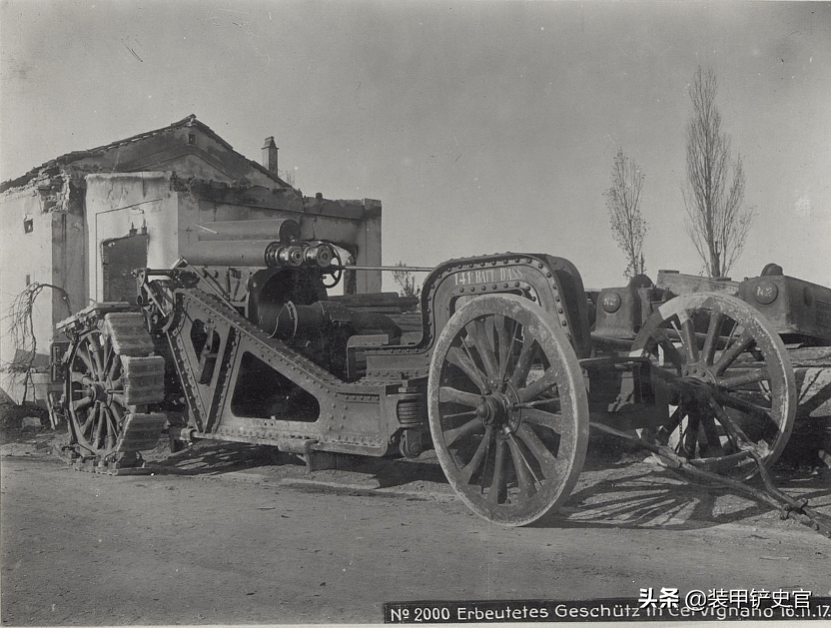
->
(65, 324, 128, 458)
(631, 293, 795, 476)
(428, 294, 589, 526)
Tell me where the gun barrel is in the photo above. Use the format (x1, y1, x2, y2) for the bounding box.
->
(183, 239, 338, 271)
(182, 240, 278, 267)
(194, 219, 300, 243)
(182, 219, 302, 267)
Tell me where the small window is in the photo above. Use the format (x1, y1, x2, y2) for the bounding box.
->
(23, 218, 33, 233)
(188, 133, 196, 145)
(25, 274, 31, 286)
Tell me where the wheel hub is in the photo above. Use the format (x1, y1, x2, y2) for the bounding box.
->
(678, 363, 719, 404)
(682, 363, 717, 384)
(476, 395, 507, 425)
(475, 387, 522, 433)
(85, 381, 111, 406)
(677, 378, 714, 404)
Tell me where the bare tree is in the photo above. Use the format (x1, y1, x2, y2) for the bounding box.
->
(392, 262, 421, 298)
(604, 148, 647, 279)
(683, 66, 754, 278)
(2, 282, 71, 404)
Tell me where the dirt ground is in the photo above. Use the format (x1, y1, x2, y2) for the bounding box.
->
(1, 405, 830, 625)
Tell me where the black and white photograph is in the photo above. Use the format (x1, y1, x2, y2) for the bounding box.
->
(1, 1, 830, 625)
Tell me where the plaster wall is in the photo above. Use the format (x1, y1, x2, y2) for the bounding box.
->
(352, 202, 382, 294)
(0, 187, 58, 400)
(85, 174, 382, 305)
(52, 211, 86, 326)
(300, 202, 382, 293)
(85, 173, 179, 302)
(177, 193, 383, 293)
(179, 196, 294, 257)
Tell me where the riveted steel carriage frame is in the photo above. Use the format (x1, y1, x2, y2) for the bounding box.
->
(155, 253, 594, 459)
(160, 289, 405, 457)
(364, 252, 593, 376)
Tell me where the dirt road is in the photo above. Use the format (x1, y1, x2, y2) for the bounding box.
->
(2, 432, 830, 625)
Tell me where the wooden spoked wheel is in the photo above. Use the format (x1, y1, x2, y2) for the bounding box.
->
(428, 294, 589, 526)
(631, 293, 795, 475)
(66, 325, 129, 457)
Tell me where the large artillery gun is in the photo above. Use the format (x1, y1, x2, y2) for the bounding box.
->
(48, 227, 831, 534)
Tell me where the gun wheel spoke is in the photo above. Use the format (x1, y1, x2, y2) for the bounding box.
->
(65, 325, 132, 458)
(429, 294, 588, 526)
(632, 293, 795, 477)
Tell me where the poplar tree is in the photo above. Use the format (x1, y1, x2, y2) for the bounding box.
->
(604, 148, 647, 279)
(683, 66, 753, 278)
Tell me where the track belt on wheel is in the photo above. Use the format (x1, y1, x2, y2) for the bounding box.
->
(59, 310, 168, 475)
(102, 312, 167, 455)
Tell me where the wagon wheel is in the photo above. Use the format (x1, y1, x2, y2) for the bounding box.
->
(428, 294, 589, 526)
(65, 324, 129, 458)
(631, 293, 795, 476)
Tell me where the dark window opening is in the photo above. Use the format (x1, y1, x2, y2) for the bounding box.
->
(101, 233, 149, 304)
(23, 218, 33, 234)
(231, 352, 320, 422)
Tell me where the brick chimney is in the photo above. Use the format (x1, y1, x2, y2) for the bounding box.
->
(261, 136, 279, 174)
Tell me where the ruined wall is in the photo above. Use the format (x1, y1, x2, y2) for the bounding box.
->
(84, 174, 383, 306)
(85, 173, 180, 302)
(0, 118, 379, 403)
(303, 198, 382, 293)
(175, 183, 383, 293)
(0, 177, 84, 402)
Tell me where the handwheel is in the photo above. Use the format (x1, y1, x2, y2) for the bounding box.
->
(427, 294, 589, 526)
(65, 323, 129, 457)
(321, 248, 343, 289)
(631, 293, 795, 476)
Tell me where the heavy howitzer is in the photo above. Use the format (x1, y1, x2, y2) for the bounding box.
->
(49, 232, 831, 533)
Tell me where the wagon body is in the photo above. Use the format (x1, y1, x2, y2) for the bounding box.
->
(593, 266, 831, 348)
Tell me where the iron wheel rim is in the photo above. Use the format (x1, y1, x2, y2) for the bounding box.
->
(65, 326, 128, 457)
(632, 293, 795, 476)
(428, 294, 589, 526)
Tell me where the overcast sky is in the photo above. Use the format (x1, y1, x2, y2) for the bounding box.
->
(2, 0, 829, 290)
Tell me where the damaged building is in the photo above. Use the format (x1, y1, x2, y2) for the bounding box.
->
(0, 115, 382, 404)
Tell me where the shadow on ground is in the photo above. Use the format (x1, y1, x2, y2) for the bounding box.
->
(140, 434, 831, 536)
(3, 401, 829, 536)
(145, 438, 451, 487)
(147, 440, 289, 475)
(551, 466, 831, 532)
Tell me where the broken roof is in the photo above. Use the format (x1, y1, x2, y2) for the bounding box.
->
(1, 114, 287, 192)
